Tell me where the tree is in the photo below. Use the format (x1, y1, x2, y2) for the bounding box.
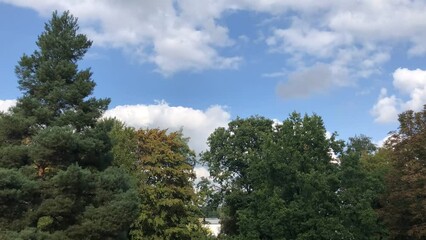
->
(236, 113, 349, 239)
(130, 129, 207, 240)
(381, 107, 426, 239)
(109, 120, 138, 173)
(0, 11, 138, 239)
(338, 135, 387, 239)
(202, 114, 354, 239)
(200, 116, 274, 236)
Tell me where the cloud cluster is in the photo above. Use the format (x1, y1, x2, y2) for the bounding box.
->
(3, 1, 426, 81)
(103, 101, 230, 154)
(371, 68, 426, 123)
(0, 0, 241, 75)
(0, 99, 16, 113)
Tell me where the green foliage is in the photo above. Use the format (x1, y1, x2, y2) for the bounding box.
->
(0, 168, 40, 230)
(129, 129, 207, 240)
(338, 135, 388, 239)
(109, 120, 138, 172)
(236, 113, 346, 239)
(201, 116, 274, 236)
(202, 113, 387, 239)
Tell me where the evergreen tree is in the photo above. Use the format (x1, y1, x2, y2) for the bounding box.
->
(0, 11, 138, 239)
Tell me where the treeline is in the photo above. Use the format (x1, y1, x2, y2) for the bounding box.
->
(199, 113, 425, 239)
(0, 11, 425, 240)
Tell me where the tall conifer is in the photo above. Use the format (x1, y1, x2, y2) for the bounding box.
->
(0, 11, 138, 239)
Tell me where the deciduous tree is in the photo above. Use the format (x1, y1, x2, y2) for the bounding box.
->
(381, 107, 426, 239)
(201, 116, 274, 236)
(130, 129, 206, 240)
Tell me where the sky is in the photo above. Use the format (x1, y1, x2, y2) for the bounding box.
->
(1, 1, 426, 174)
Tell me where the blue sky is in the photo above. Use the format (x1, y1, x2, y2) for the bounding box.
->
(2, 1, 426, 159)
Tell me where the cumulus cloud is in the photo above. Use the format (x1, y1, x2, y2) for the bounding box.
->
(0, 0, 241, 75)
(0, 99, 16, 113)
(371, 68, 426, 123)
(3, 0, 426, 94)
(267, 24, 346, 58)
(371, 88, 399, 124)
(262, 1, 425, 97)
(103, 101, 231, 154)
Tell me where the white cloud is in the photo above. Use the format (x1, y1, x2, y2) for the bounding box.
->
(393, 68, 426, 94)
(261, 1, 426, 97)
(374, 134, 392, 148)
(103, 101, 231, 154)
(3, 0, 426, 94)
(0, 0, 241, 75)
(393, 68, 426, 110)
(371, 68, 426, 123)
(0, 99, 16, 113)
(267, 24, 346, 58)
(371, 88, 399, 124)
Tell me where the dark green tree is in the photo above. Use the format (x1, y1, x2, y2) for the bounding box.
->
(203, 114, 390, 239)
(109, 120, 138, 173)
(338, 135, 387, 239)
(235, 113, 347, 239)
(200, 116, 274, 236)
(0, 11, 138, 239)
(380, 107, 426, 239)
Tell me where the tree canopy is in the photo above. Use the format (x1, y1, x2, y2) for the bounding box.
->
(202, 113, 387, 239)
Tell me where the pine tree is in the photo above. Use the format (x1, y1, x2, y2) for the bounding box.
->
(0, 11, 138, 239)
